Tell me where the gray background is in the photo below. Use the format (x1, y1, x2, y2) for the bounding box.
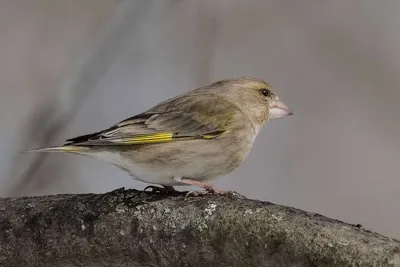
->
(1, 1, 399, 239)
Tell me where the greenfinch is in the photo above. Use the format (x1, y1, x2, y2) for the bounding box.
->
(27, 77, 292, 194)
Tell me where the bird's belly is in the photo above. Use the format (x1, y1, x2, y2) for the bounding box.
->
(88, 150, 179, 185)
(124, 165, 181, 186)
(118, 156, 237, 186)
(126, 144, 251, 184)
(123, 160, 225, 186)
(90, 135, 255, 186)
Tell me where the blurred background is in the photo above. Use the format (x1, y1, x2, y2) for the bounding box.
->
(1, 0, 399, 239)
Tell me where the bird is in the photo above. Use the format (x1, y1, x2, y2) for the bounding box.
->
(26, 77, 293, 195)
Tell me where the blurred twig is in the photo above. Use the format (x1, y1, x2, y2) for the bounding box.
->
(7, 0, 156, 197)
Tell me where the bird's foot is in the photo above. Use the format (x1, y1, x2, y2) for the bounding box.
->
(143, 185, 177, 194)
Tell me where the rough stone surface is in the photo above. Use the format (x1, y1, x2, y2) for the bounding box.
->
(0, 188, 399, 267)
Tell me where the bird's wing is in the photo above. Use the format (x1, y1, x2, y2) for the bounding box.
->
(65, 94, 239, 146)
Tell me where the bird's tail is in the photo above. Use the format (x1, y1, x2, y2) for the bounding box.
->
(23, 145, 88, 153)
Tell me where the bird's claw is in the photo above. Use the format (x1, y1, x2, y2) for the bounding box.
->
(143, 185, 177, 194)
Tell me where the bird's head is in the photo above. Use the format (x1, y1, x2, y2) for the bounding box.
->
(212, 77, 293, 124)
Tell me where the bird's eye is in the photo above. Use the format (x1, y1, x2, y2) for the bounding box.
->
(261, 88, 271, 97)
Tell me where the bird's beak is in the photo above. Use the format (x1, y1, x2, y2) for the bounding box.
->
(269, 99, 293, 119)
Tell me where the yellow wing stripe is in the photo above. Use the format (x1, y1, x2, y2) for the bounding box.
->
(202, 130, 229, 139)
(113, 133, 173, 144)
(107, 130, 227, 145)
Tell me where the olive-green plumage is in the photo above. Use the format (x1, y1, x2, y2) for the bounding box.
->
(27, 77, 293, 193)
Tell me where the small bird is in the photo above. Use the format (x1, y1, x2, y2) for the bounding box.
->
(27, 77, 292, 195)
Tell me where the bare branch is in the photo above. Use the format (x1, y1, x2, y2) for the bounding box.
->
(0, 188, 399, 267)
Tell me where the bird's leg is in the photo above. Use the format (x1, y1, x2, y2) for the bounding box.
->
(143, 185, 177, 194)
(182, 179, 222, 194)
(175, 177, 246, 198)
